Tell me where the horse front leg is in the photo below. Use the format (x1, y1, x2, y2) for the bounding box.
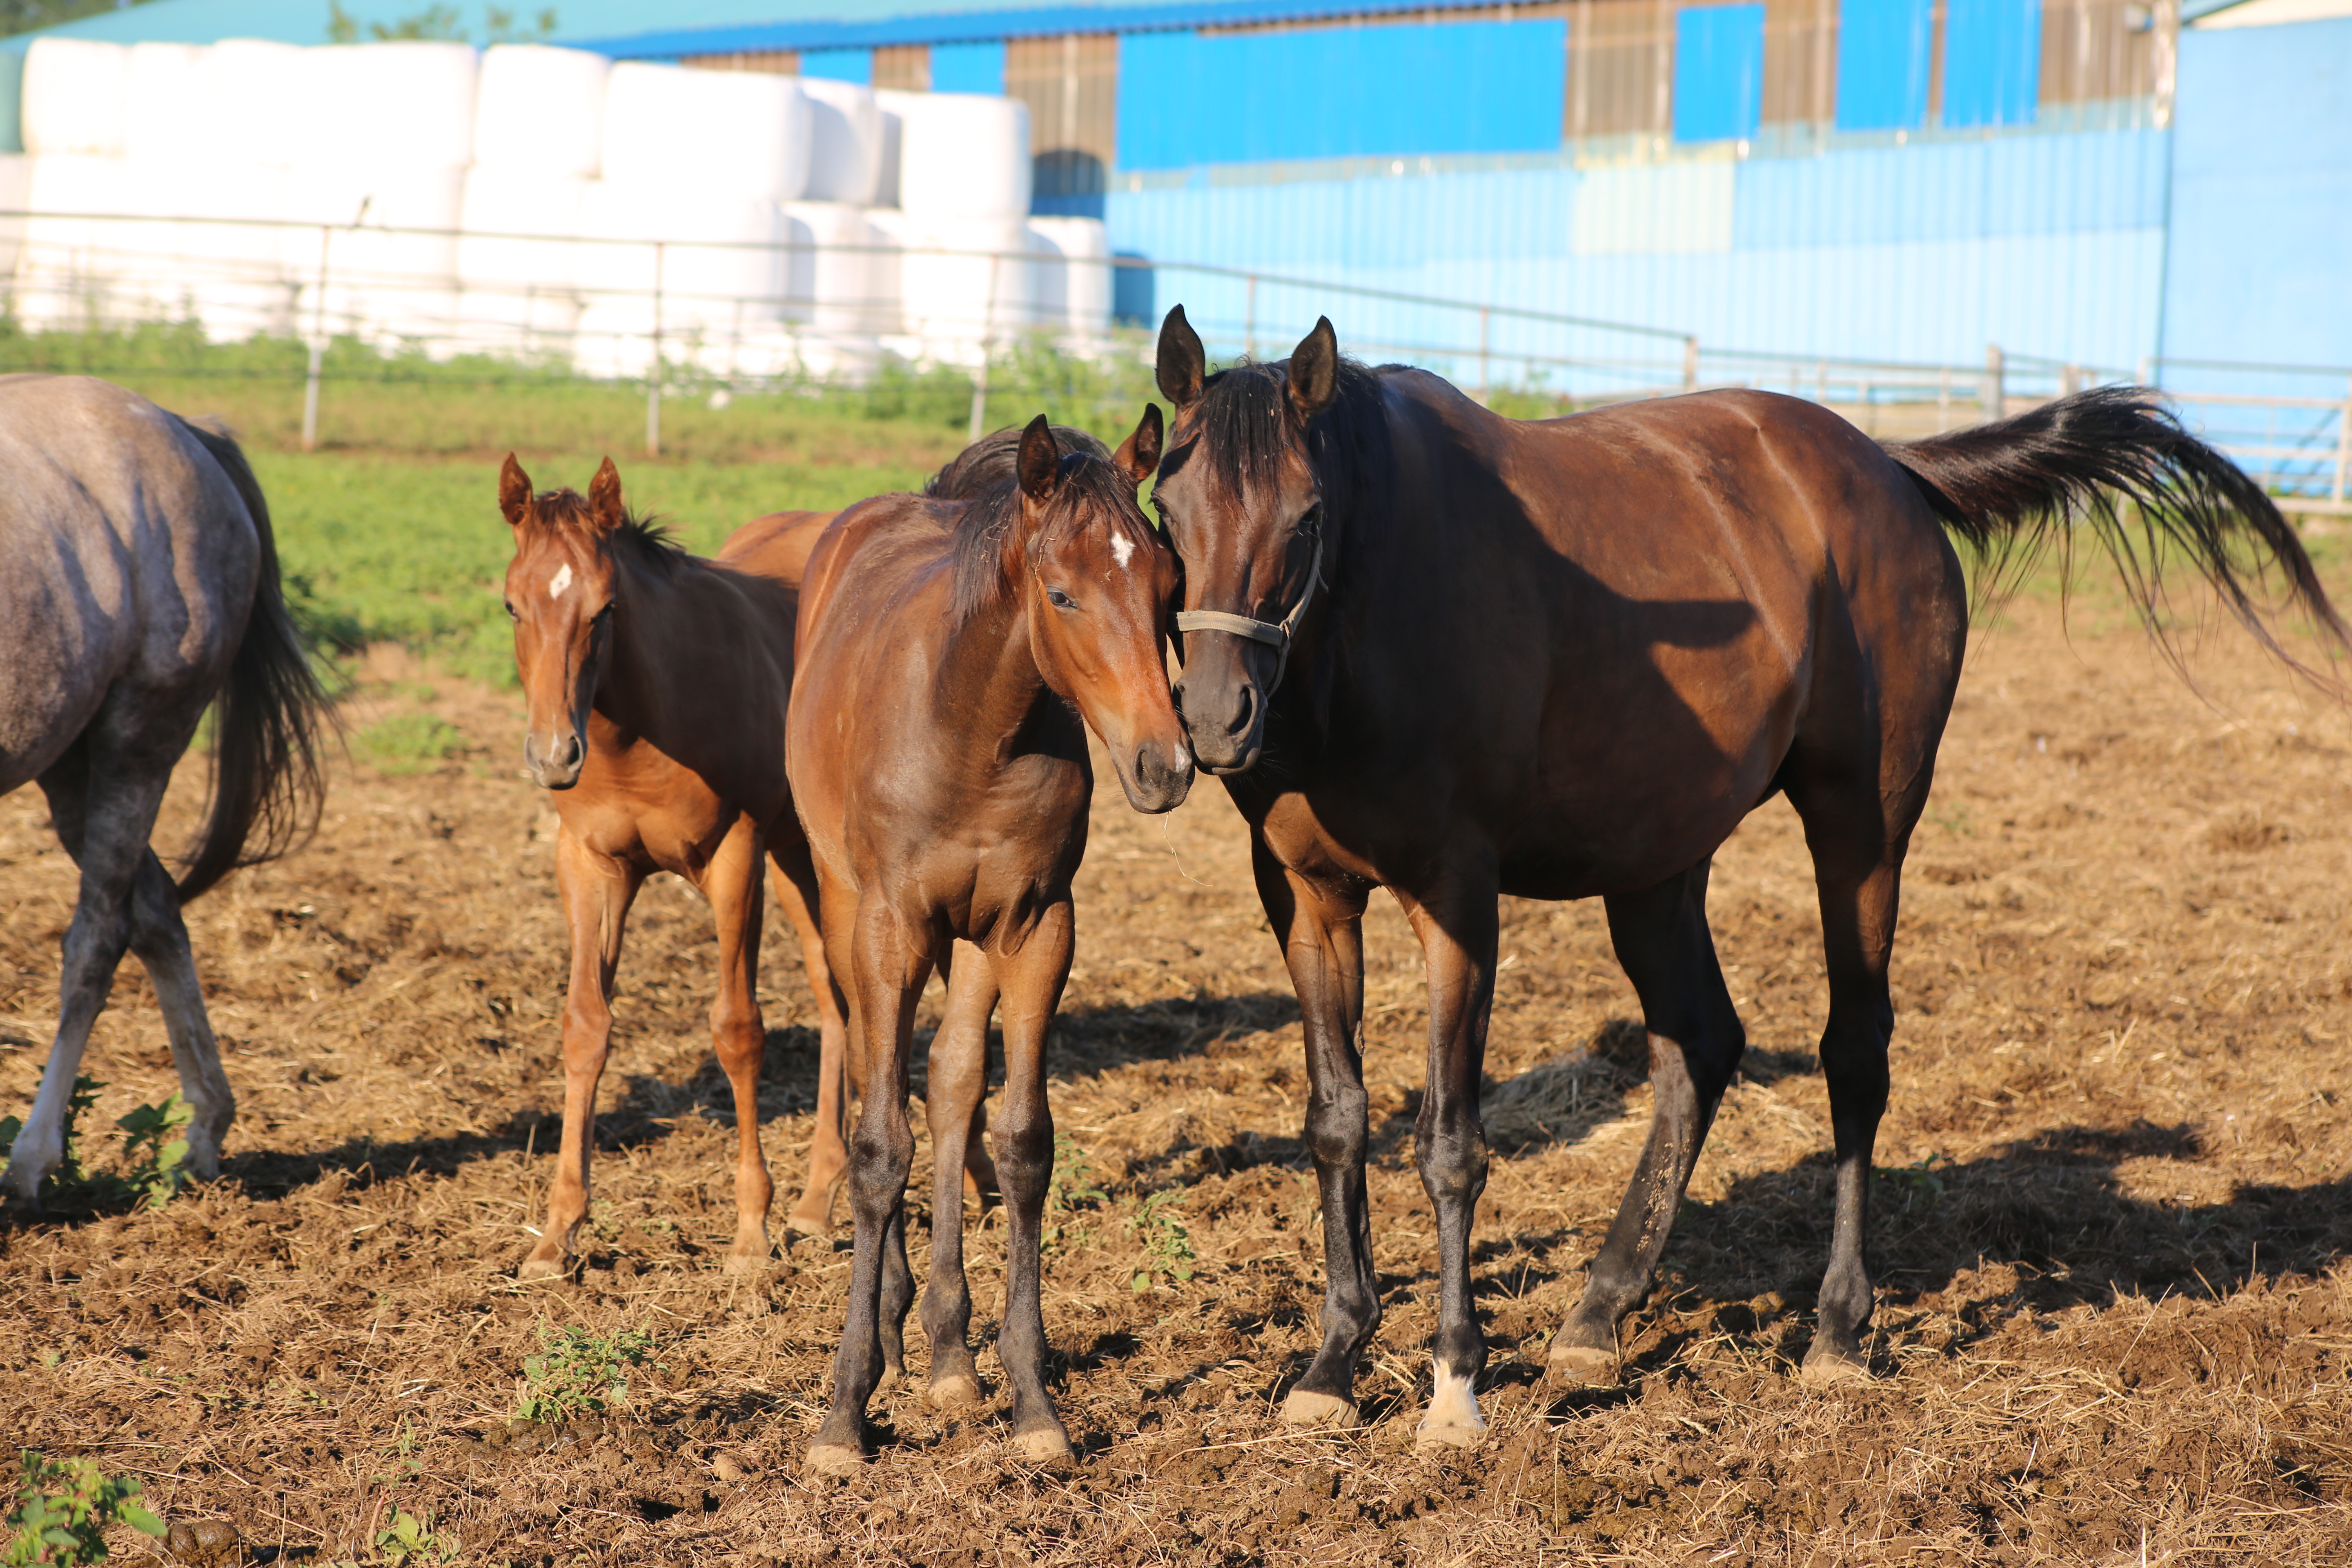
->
(1396, 858, 1501, 1449)
(523, 827, 641, 1281)
(769, 834, 852, 1236)
(919, 942, 998, 1410)
(703, 814, 774, 1274)
(1252, 840, 1377, 1430)
(805, 893, 927, 1475)
(983, 901, 1076, 1463)
(1551, 860, 1744, 1381)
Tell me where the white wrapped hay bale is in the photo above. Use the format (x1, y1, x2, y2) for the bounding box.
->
(860, 205, 915, 337)
(576, 180, 788, 335)
(124, 44, 208, 165)
(798, 78, 880, 206)
(21, 38, 130, 158)
(782, 199, 875, 337)
(453, 287, 583, 355)
(895, 94, 1029, 221)
(456, 165, 587, 294)
(474, 44, 610, 178)
(0, 154, 31, 276)
(285, 163, 466, 341)
(1025, 216, 1113, 340)
(17, 155, 139, 326)
(128, 160, 298, 341)
(872, 90, 912, 209)
(601, 63, 810, 203)
(895, 214, 1033, 361)
(303, 42, 479, 170)
(195, 41, 308, 167)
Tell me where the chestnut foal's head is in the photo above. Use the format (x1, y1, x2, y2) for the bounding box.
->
(1007, 409, 1193, 814)
(498, 454, 629, 790)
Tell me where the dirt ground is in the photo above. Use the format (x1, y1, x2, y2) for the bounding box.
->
(4, 597, 2351, 1567)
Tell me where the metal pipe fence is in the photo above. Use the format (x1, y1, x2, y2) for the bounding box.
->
(3, 205, 2346, 508)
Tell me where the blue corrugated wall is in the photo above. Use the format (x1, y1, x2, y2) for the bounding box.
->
(2163, 19, 2352, 385)
(1109, 127, 2167, 378)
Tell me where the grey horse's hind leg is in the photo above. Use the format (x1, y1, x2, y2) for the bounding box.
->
(3, 748, 175, 1209)
(127, 849, 234, 1176)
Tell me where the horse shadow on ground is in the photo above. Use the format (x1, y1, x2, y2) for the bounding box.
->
(180, 992, 1298, 1210)
(1645, 1118, 2352, 1360)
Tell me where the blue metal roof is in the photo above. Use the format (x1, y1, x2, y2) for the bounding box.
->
(9, 0, 1496, 53)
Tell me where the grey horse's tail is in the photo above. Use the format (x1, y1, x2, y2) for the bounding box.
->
(172, 417, 332, 902)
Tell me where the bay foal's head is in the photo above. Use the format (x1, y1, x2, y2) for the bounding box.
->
(1149, 304, 1343, 774)
(973, 410, 1191, 813)
(497, 454, 639, 790)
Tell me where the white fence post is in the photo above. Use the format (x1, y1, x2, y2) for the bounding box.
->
(647, 240, 664, 461)
(1984, 343, 2005, 418)
(1682, 335, 1699, 393)
(2335, 375, 2351, 508)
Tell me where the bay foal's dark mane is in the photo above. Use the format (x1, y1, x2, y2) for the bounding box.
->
(528, 486, 688, 576)
(947, 441, 1153, 630)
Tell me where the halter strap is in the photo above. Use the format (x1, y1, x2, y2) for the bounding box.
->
(1172, 528, 1324, 694)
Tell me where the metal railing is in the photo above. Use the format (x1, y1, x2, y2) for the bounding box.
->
(4, 205, 2347, 508)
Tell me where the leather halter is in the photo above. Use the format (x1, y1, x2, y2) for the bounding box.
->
(1172, 522, 1324, 695)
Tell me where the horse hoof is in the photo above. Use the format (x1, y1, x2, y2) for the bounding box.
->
(926, 1374, 983, 1410)
(1799, 1348, 1871, 1387)
(802, 1443, 865, 1478)
(720, 1250, 768, 1278)
(1278, 1390, 1361, 1430)
(516, 1255, 569, 1283)
(1546, 1344, 1620, 1386)
(1013, 1428, 1073, 1465)
(1414, 1420, 1488, 1451)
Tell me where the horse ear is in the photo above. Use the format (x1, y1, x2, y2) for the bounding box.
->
(586, 457, 626, 532)
(1288, 316, 1339, 420)
(1113, 403, 1163, 487)
(498, 453, 533, 527)
(1156, 305, 1205, 409)
(1016, 415, 1060, 503)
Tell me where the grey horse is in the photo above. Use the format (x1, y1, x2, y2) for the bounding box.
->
(1, 374, 328, 1211)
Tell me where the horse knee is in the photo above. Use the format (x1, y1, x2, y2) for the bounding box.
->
(1304, 1087, 1368, 1171)
(847, 1124, 913, 1209)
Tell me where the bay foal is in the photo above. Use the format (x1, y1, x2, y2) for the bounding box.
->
(500, 457, 850, 1276)
(792, 413, 1189, 1472)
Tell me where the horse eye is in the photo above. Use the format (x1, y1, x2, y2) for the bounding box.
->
(1048, 588, 1078, 611)
(503, 600, 518, 621)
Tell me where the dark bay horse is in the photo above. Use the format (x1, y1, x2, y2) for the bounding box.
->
(2, 376, 327, 1210)
(791, 412, 1187, 1474)
(1147, 306, 2344, 1447)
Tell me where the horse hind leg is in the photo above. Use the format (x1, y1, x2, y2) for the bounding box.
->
(1550, 860, 1744, 1383)
(1784, 766, 1919, 1383)
(917, 944, 997, 1409)
(706, 817, 776, 1275)
(127, 849, 234, 1177)
(3, 744, 173, 1211)
(769, 840, 851, 1236)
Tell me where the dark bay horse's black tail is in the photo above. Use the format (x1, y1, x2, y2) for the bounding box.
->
(1884, 386, 2350, 679)
(174, 417, 332, 902)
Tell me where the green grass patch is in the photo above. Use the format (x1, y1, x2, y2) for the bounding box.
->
(353, 713, 472, 775)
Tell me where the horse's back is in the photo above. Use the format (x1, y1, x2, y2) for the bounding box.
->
(718, 508, 836, 589)
(0, 376, 261, 792)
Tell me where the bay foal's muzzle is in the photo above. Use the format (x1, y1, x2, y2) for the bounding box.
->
(524, 726, 585, 790)
(1120, 733, 1195, 813)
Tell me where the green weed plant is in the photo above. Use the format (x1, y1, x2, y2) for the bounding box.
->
(4, 1452, 164, 1567)
(1126, 1189, 1198, 1292)
(516, 1326, 660, 1424)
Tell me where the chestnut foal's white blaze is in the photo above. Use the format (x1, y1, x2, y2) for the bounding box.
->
(548, 561, 573, 599)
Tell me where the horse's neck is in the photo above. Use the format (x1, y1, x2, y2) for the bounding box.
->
(592, 548, 707, 743)
(930, 595, 1055, 765)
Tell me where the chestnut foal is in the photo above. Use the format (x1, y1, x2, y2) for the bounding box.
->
(500, 456, 849, 1277)
(792, 413, 1190, 1472)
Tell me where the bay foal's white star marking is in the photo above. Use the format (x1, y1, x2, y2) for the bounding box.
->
(1109, 531, 1134, 569)
(548, 562, 573, 600)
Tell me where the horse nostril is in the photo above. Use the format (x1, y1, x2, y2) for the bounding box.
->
(1228, 684, 1257, 739)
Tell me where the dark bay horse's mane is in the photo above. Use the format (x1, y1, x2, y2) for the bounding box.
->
(947, 447, 1148, 630)
(1186, 353, 1397, 578)
(530, 486, 690, 576)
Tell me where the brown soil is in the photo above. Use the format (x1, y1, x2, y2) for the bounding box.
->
(4, 604, 2350, 1566)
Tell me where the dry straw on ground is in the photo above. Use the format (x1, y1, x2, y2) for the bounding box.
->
(3, 602, 2350, 1566)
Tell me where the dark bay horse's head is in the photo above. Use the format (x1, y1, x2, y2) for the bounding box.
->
(1003, 409, 1193, 813)
(498, 454, 629, 790)
(1150, 305, 1339, 774)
